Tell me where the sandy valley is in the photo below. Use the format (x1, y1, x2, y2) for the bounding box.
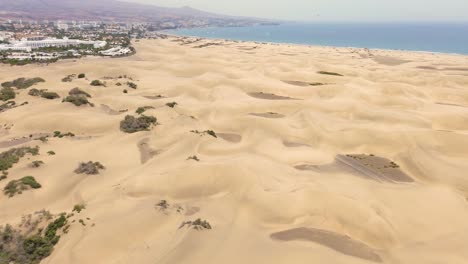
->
(1, 36, 468, 264)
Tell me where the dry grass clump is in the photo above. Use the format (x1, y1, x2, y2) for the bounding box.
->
(74, 161, 105, 175)
(1, 77, 45, 89)
(120, 115, 157, 133)
(30, 160, 44, 168)
(3, 176, 42, 197)
(166, 102, 178, 108)
(127, 82, 137, 89)
(190, 130, 217, 138)
(179, 218, 212, 230)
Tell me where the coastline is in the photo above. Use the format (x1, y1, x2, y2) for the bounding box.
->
(161, 23, 468, 57)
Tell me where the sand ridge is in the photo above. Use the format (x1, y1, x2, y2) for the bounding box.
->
(1, 36, 468, 264)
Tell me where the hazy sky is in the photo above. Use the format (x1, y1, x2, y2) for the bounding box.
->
(127, 0, 468, 22)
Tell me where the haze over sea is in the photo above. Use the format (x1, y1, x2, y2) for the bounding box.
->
(167, 22, 468, 55)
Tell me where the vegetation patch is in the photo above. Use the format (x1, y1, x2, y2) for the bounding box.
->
(74, 161, 105, 175)
(166, 102, 178, 108)
(78, 73, 86, 79)
(4, 176, 42, 197)
(120, 115, 157, 133)
(190, 130, 217, 138)
(27, 89, 60, 99)
(0, 87, 15, 101)
(47, 151, 55, 156)
(61, 74, 76, 82)
(0, 146, 39, 172)
(53, 131, 75, 138)
(127, 82, 137, 89)
(317, 71, 343, 76)
(187, 155, 200, 162)
(72, 204, 86, 213)
(135, 106, 154, 115)
(179, 218, 212, 230)
(62, 95, 94, 107)
(1, 77, 45, 89)
(90, 80, 105, 87)
(30, 160, 44, 168)
(0, 212, 68, 264)
(68, 87, 91, 98)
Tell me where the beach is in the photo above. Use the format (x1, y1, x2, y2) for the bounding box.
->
(1, 36, 468, 263)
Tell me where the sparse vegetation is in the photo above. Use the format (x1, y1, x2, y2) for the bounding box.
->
(62, 95, 94, 107)
(317, 71, 343, 76)
(135, 106, 154, 115)
(74, 161, 105, 175)
(1, 77, 45, 89)
(4, 176, 42, 197)
(68, 87, 91, 98)
(123, 89, 128, 93)
(0, 87, 15, 101)
(187, 155, 200, 162)
(61, 74, 76, 82)
(166, 102, 177, 108)
(53, 131, 75, 138)
(179, 218, 212, 230)
(47, 151, 55, 156)
(0, 146, 40, 172)
(127, 82, 137, 89)
(72, 204, 86, 213)
(0, 212, 67, 264)
(155, 200, 169, 211)
(77, 73, 86, 79)
(190, 130, 217, 138)
(120, 115, 157, 133)
(30, 160, 44, 168)
(28, 89, 60, 99)
(90, 80, 105, 87)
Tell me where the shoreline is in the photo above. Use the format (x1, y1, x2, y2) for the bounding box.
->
(161, 27, 468, 58)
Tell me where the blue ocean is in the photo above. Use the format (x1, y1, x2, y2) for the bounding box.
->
(166, 23, 468, 55)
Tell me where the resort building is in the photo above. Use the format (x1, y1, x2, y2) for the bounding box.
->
(0, 37, 106, 52)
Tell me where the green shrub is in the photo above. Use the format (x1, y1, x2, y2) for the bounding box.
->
(72, 204, 86, 213)
(53, 131, 75, 138)
(47, 151, 55, 155)
(41, 91, 60, 100)
(0, 146, 40, 172)
(120, 115, 157, 133)
(90, 80, 105, 86)
(74, 161, 105, 175)
(135, 106, 154, 115)
(28, 88, 42, 96)
(0, 87, 15, 101)
(1, 77, 45, 89)
(0, 213, 67, 264)
(62, 95, 94, 107)
(190, 130, 217, 138)
(4, 176, 42, 197)
(77, 73, 85, 79)
(61, 74, 75, 82)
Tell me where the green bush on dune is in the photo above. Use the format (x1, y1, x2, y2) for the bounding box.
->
(0, 87, 15, 101)
(0, 146, 40, 172)
(120, 115, 157, 133)
(3, 176, 42, 197)
(1, 77, 45, 89)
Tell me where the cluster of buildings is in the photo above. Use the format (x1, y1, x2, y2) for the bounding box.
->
(0, 37, 107, 52)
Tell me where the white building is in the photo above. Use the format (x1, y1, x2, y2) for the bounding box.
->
(0, 37, 106, 51)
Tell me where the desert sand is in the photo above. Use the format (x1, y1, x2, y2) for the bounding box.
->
(1, 36, 468, 264)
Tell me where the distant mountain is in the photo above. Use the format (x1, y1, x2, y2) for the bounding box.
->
(0, 0, 242, 22)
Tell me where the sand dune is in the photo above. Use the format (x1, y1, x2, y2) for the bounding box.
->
(1, 36, 468, 264)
